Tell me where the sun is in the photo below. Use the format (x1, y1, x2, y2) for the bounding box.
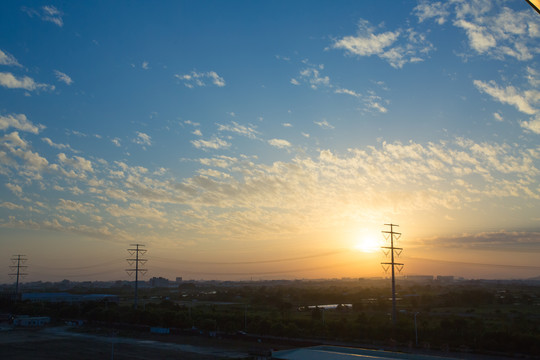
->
(354, 235, 380, 253)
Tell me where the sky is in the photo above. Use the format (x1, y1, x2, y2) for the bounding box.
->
(1, 0, 539, 283)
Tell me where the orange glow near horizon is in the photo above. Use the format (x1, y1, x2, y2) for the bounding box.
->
(353, 235, 381, 253)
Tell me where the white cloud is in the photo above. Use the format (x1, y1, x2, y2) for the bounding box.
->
(334, 20, 399, 56)
(0, 113, 44, 134)
(282, 123, 292, 127)
(368, 101, 388, 113)
(454, 19, 496, 54)
(335, 88, 388, 113)
(6, 183, 23, 195)
(418, 0, 539, 61)
(414, 1, 449, 25)
(0, 72, 54, 91)
(57, 153, 94, 173)
(526, 67, 540, 88)
(42, 5, 64, 26)
(275, 55, 291, 61)
(207, 71, 225, 87)
(199, 155, 238, 168)
(217, 121, 259, 139)
(56, 215, 74, 224)
(474, 80, 537, 115)
(134, 132, 152, 146)
(1, 131, 49, 170)
(105, 188, 129, 202)
(69, 130, 88, 137)
(0, 49, 21, 67)
(191, 137, 230, 150)
(154, 167, 167, 176)
(198, 168, 231, 179)
(268, 138, 291, 149)
(107, 203, 167, 223)
(175, 70, 226, 88)
(184, 120, 200, 127)
(54, 70, 73, 85)
(293, 61, 391, 113)
(112, 138, 121, 147)
(493, 112, 503, 122)
(293, 65, 330, 90)
(1, 131, 28, 149)
(42, 137, 72, 150)
(22, 5, 64, 27)
(365, 91, 388, 113)
(57, 199, 95, 214)
(192, 129, 202, 136)
(521, 114, 540, 135)
(332, 19, 433, 68)
(335, 88, 361, 98)
(314, 119, 335, 129)
(142, 61, 149, 70)
(0, 202, 23, 210)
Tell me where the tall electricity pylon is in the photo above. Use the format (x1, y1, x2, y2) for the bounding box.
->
(9, 255, 28, 298)
(126, 244, 147, 309)
(381, 224, 404, 326)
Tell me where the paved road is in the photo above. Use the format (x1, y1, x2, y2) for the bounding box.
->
(39, 326, 249, 358)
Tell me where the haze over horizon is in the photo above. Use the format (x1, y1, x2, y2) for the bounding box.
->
(1, 1, 539, 283)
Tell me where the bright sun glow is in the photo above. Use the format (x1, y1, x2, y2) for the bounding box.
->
(354, 236, 380, 253)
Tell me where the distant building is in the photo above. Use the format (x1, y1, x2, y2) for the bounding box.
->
(405, 275, 434, 282)
(436, 275, 454, 282)
(149, 277, 170, 287)
(175, 277, 183, 283)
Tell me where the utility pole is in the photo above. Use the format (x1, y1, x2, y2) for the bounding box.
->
(9, 255, 28, 299)
(381, 224, 404, 326)
(414, 312, 420, 346)
(126, 244, 147, 309)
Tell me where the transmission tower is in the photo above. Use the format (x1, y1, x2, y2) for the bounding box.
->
(9, 255, 28, 299)
(381, 224, 404, 326)
(126, 244, 147, 309)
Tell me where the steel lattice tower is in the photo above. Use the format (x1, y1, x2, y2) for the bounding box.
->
(126, 244, 147, 309)
(9, 255, 28, 298)
(381, 224, 404, 326)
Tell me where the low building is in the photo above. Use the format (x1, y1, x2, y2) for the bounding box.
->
(21, 292, 119, 303)
(149, 277, 170, 287)
(405, 275, 434, 282)
(13, 316, 50, 327)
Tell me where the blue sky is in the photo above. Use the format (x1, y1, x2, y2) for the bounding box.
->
(1, 1, 539, 282)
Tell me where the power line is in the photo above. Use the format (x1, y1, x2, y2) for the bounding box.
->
(151, 260, 361, 277)
(406, 256, 540, 270)
(126, 244, 147, 309)
(381, 224, 403, 327)
(9, 254, 28, 297)
(33, 258, 124, 271)
(150, 249, 346, 265)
